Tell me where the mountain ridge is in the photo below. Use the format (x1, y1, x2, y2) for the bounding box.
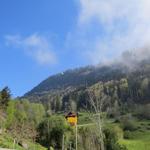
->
(24, 64, 125, 96)
(23, 57, 150, 112)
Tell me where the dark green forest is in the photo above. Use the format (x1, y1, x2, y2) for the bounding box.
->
(24, 59, 150, 116)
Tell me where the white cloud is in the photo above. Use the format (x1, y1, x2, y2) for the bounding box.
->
(77, 0, 150, 64)
(5, 34, 57, 65)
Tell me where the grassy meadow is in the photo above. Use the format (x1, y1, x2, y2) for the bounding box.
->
(78, 113, 150, 150)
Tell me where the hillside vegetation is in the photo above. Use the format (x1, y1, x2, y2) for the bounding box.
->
(24, 59, 150, 115)
(1, 57, 150, 150)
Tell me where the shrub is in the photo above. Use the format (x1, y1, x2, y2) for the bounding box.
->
(124, 130, 134, 139)
(37, 116, 73, 149)
(136, 104, 150, 120)
(104, 128, 127, 150)
(113, 126, 124, 139)
(120, 114, 137, 131)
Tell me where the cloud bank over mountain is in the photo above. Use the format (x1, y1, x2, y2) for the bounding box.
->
(76, 0, 150, 64)
(4, 1, 150, 66)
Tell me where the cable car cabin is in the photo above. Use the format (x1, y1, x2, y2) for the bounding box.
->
(65, 112, 77, 126)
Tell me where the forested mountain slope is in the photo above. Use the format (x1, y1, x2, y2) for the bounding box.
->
(25, 65, 125, 96)
(23, 58, 150, 112)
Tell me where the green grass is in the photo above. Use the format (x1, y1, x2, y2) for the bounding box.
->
(119, 120, 150, 150)
(119, 132, 150, 150)
(46, 114, 150, 150)
(78, 112, 92, 124)
(0, 133, 47, 150)
(2, 113, 146, 150)
(76, 113, 150, 150)
(0, 133, 24, 150)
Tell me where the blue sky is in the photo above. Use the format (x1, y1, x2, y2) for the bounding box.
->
(0, 0, 150, 97)
(0, 0, 80, 96)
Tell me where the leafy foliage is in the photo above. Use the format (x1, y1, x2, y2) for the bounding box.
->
(6, 99, 45, 142)
(24, 60, 150, 115)
(37, 116, 73, 149)
(104, 127, 127, 150)
(119, 114, 137, 131)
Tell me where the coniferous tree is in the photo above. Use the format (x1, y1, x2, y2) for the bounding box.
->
(0, 86, 11, 108)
